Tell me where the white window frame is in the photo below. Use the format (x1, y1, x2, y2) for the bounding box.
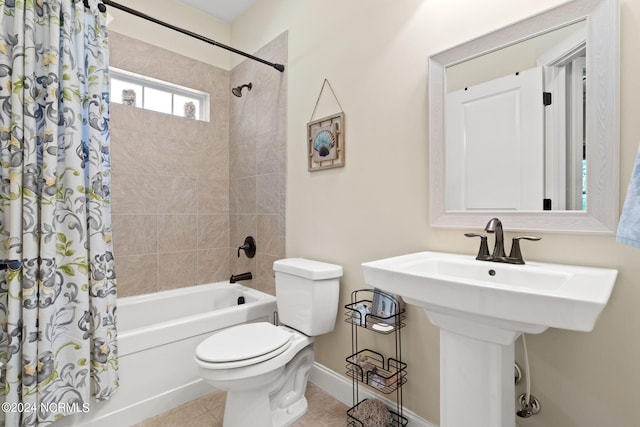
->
(110, 67, 210, 122)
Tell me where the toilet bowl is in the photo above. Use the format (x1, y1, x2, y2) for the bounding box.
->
(194, 258, 343, 427)
(195, 323, 314, 427)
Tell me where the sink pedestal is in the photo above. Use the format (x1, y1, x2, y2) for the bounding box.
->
(426, 309, 536, 427)
(441, 330, 515, 427)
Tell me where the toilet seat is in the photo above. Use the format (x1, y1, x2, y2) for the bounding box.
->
(196, 322, 293, 369)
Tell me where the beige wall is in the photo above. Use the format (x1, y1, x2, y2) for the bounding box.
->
(232, 1, 640, 426)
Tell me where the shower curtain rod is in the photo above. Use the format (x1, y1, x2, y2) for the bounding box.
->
(101, 0, 285, 72)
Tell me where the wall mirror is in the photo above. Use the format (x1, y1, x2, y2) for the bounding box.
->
(429, 0, 619, 233)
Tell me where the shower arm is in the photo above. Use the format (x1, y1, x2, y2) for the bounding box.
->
(102, 1, 285, 73)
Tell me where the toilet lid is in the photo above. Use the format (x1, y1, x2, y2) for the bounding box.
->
(196, 322, 292, 365)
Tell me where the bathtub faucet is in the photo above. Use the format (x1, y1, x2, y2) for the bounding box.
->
(230, 272, 253, 283)
(237, 236, 256, 258)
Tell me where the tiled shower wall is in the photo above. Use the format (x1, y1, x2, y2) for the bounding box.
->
(229, 33, 288, 296)
(109, 31, 286, 297)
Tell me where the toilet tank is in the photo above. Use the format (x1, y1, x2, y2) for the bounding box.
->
(273, 258, 343, 336)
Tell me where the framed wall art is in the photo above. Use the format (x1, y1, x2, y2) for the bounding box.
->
(307, 79, 345, 171)
(308, 112, 344, 171)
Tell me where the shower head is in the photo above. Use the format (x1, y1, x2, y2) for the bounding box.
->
(232, 83, 252, 97)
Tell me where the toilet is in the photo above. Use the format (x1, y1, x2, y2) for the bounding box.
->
(195, 258, 343, 427)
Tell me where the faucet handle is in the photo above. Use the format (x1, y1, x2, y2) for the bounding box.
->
(464, 233, 492, 260)
(237, 236, 256, 258)
(508, 236, 541, 264)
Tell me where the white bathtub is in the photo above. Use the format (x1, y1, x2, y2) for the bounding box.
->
(54, 282, 277, 427)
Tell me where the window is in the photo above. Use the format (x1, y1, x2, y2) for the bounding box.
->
(110, 67, 210, 122)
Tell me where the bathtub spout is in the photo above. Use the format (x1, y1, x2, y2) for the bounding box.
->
(230, 272, 253, 283)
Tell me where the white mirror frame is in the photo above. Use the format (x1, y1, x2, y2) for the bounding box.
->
(429, 0, 619, 234)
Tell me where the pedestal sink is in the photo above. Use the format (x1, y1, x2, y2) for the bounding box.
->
(361, 251, 617, 427)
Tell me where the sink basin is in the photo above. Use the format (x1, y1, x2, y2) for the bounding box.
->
(362, 251, 617, 427)
(362, 251, 617, 335)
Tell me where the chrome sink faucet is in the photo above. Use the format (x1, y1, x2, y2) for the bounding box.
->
(465, 217, 541, 264)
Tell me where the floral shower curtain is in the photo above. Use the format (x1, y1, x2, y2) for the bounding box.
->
(0, 1, 118, 425)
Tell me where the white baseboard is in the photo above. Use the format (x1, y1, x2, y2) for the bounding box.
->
(309, 362, 437, 427)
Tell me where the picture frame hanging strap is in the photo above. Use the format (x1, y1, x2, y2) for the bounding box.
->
(309, 78, 344, 122)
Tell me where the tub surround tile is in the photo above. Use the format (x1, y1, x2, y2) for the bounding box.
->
(110, 31, 286, 297)
(112, 214, 158, 256)
(111, 172, 158, 215)
(279, 192, 286, 236)
(228, 177, 238, 214)
(157, 176, 198, 214)
(257, 214, 282, 256)
(256, 173, 280, 214)
(230, 138, 257, 179)
(256, 130, 281, 175)
(115, 254, 158, 297)
(110, 32, 218, 97)
(153, 137, 201, 178)
(158, 214, 198, 252)
(234, 177, 257, 214)
(113, 173, 200, 215)
(230, 214, 257, 253)
(230, 97, 257, 143)
(228, 33, 287, 291)
(275, 106, 287, 152)
(209, 124, 230, 156)
(197, 177, 230, 214)
(197, 214, 230, 249)
(108, 101, 149, 131)
(110, 125, 154, 174)
(196, 139, 228, 177)
(109, 32, 229, 296)
(197, 249, 231, 284)
(231, 254, 257, 284)
(256, 86, 283, 136)
(157, 251, 198, 291)
(256, 254, 277, 295)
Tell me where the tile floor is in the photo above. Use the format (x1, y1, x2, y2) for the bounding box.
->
(133, 383, 348, 427)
